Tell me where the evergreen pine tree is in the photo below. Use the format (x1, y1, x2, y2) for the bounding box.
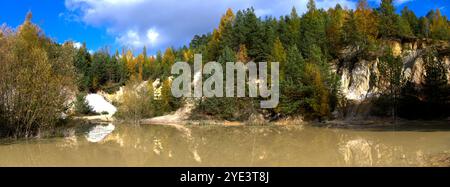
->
(378, 0, 399, 38)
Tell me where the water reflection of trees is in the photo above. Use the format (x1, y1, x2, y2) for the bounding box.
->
(0, 124, 448, 166)
(104, 124, 447, 166)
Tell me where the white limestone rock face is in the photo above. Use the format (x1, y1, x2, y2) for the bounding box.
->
(410, 57, 425, 85)
(341, 60, 377, 101)
(444, 56, 450, 82)
(347, 60, 371, 101)
(338, 39, 449, 119)
(85, 94, 117, 115)
(340, 68, 351, 98)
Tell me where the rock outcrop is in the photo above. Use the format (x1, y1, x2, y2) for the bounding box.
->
(85, 94, 117, 115)
(338, 39, 450, 119)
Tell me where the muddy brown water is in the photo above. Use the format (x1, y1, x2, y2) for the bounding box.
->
(0, 122, 449, 166)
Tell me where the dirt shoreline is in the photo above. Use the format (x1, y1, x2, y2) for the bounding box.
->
(75, 112, 450, 132)
(73, 114, 115, 123)
(78, 113, 450, 128)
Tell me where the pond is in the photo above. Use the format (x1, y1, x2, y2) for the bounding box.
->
(1, 122, 450, 166)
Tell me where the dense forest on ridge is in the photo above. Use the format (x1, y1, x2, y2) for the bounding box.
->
(1, 0, 449, 137)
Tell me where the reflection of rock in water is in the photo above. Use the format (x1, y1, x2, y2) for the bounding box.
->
(192, 150, 202, 163)
(85, 123, 115, 143)
(424, 152, 450, 167)
(339, 138, 374, 166)
(157, 124, 202, 163)
(338, 137, 428, 166)
(153, 138, 163, 155)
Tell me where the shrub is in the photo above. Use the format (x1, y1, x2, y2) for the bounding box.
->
(0, 13, 76, 138)
(73, 92, 93, 115)
(114, 79, 155, 123)
(194, 97, 257, 121)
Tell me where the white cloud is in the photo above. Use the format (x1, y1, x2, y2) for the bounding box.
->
(117, 30, 142, 47)
(146, 28, 159, 45)
(64, 0, 356, 53)
(369, 0, 414, 6)
(62, 41, 83, 49)
(73, 42, 83, 49)
(114, 28, 160, 49)
(395, 0, 414, 5)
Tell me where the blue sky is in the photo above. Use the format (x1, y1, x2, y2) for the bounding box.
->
(0, 0, 448, 55)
